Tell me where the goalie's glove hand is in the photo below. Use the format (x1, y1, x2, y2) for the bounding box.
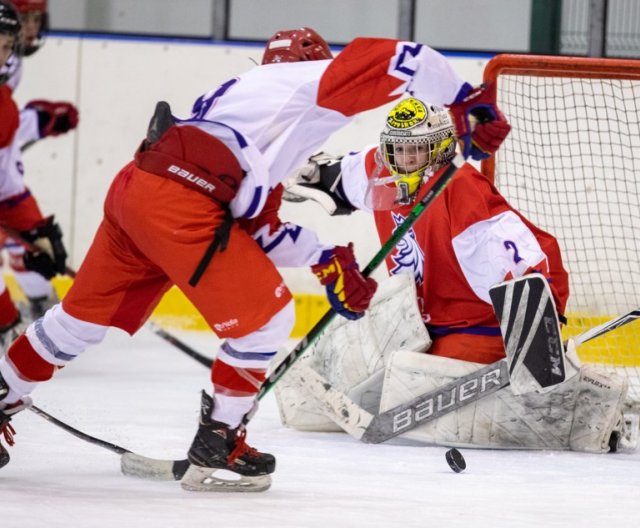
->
(446, 82, 511, 161)
(311, 243, 377, 320)
(283, 153, 355, 215)
(283, 152, 331, 202)
(21, 216, 68, 280)
(26, 99, 79, 138)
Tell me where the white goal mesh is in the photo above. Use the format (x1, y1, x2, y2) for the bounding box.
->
(482, 55, 640, 405)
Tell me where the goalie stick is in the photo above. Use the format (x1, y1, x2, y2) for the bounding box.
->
(297, 307, 640, 444)
(33, 306, 640, 480)
(570, 310, 640, 347)
(117, 305, 640, 480)
(152, 153, 466, 397)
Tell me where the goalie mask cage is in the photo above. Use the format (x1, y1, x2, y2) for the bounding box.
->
(481, 54, 640, 405)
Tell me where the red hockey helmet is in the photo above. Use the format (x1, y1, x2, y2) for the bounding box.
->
(11, 0, 48, 56)
(262, 27, 332, 65)
(11, 0, 47, 11)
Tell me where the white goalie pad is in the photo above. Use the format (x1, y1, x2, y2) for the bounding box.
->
(379, 349, 632, 452)
(274, 272, 430, 431)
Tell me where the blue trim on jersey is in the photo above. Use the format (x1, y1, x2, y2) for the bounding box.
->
(176, 116, 249, 149)
(0, 189, 32, 209)
(242, 186, 263, 218)
(34, 319, 77, 362)
(254, 224, 302, 254)
(222, 341, 277, 362)
(427, 325, 502, 337)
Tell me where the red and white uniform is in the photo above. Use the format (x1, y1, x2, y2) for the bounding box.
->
(0, 77, 44, 328)
(340, 146, 570, 364)
(2, 38, 470, 426)
(0, 55, 40, 200)
(0, 53, 52, 301)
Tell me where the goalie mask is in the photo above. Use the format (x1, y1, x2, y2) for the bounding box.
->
(262, 27, 332, 64)
(368, 98, 456, 209)
(12, 0, 48, 56)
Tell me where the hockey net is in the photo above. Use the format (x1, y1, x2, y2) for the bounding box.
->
(481, 54, 640, 406)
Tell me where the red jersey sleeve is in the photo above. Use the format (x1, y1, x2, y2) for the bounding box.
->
(237, 184, 284, 236)
(0, 85, 19, 148)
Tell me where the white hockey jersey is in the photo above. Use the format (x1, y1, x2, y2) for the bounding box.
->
(0, 56, 41, 202)
(177, 37, 465, 265)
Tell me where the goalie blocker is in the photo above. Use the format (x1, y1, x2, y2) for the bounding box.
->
(489, 273, 567, 395)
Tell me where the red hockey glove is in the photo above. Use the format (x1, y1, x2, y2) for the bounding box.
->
(21, 216, 68, 280)
(447, 82, 511, 161)
(25, 99, 79, 138)
(311, 244, 377, 321)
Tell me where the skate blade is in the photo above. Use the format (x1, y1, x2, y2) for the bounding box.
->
(180, 464, 272, 493)
(121, 452, 188, 481)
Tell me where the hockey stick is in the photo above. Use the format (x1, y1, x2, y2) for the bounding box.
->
(570, 309, 640, 347)
(298, 306, 640, 444)
(122, 305, 640, 480)
(27, 404, 190, 480)
(147, 322, 212, 368)
(144, 155, 466, 384)
(255, 153, 465, 399)
(117, 153, 466, 481)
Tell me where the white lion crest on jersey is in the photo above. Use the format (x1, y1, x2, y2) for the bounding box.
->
(390, 212, 424, 285)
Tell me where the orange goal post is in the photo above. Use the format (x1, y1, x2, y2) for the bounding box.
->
(480, 54, 640, 404)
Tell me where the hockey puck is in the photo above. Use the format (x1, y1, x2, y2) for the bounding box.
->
(445, 448, 466, 473)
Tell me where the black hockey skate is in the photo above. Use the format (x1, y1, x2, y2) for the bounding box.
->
(0, 372, 31, 469)
(182, 391, 275, 492)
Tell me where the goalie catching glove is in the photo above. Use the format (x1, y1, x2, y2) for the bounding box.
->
(446, 82, 510, 161)
(25, 99, 79, 138)
(311, 244, 377, 320)
(21, 216, 68, 280)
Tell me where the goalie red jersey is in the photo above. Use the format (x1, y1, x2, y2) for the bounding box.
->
(340, 146, 569, 361)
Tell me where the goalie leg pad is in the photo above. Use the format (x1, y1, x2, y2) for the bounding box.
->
(380, 349, 579, 449)
(380, 349, 632, 452)
(569, 364, 629, 453)
(274, 273, 430, 431)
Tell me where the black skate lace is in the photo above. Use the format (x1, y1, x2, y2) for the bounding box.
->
(227, 428, 258, 464)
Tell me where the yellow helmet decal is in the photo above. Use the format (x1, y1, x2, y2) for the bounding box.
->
(386, 98, 428, 130)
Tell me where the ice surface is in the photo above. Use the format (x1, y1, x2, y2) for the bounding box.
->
(2, 327, 640, 528)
